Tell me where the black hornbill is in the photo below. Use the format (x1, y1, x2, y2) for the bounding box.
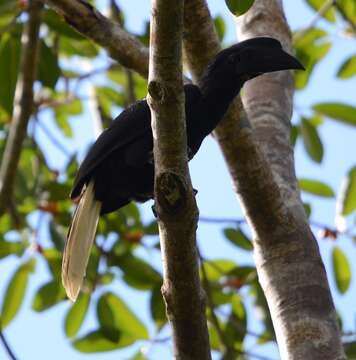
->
(63, 37, 304, 301)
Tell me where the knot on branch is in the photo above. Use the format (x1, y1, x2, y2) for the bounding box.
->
(148, 80, 166, 104)
(156, 172, 187, 215)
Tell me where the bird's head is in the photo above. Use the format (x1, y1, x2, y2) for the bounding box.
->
(200, 37, 304, 95)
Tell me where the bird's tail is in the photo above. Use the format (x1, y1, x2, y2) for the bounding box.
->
(62, 181, 101, 302)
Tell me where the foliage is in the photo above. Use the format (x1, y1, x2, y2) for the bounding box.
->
(0, 0, 355, 358)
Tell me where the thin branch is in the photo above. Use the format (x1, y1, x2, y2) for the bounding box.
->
(41, 0, 149, 77)
(294, 0, 336, 42)
(0, 0, 43, 214)
(199, 216, 355, 240)
(0, 330, 17, 360)
(199, 216, 246, 225)
(34, 116, 73, 158)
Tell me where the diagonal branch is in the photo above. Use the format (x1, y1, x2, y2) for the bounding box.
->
(147, 0, 211, 358)
(41, 0, 149, 77)
(0, 0, 43, 214)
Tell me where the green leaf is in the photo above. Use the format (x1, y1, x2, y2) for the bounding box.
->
(59, 37, 99, 58)
(97, 292, 149, 341)
(96, 86, 126, 117)
(225, 0, 255, 16)
(306, 0, 336, 22)
(337, 166, 356, 216)
(54, 98, 83, 137)
(202, 260, 237, 282)
(0, 33, 20, 114)
(0, 240, 27, 259)
(223, 228, 253, 251)
(313, 102, 356, 127)
(32, 280, 66, 312)
(97, 294, 121, 342)
(224, 295, 247, 345)
(143, 220, 159, 235)
(49, 220, 65, 251)
(345, 341, 356, 358)
(150, 285, 166, 329)
(214, 15, 226, 41)
(42, 249, 62, 279)
(73, 329, 132, 353)
(336, 0, 356, 25)
(303, 202, 312, 218)
(44, 181, 72, 201)
(1, 259, 35, 328)
(294, 28, 331, 90)
(112, 254, 162, 290)
(65, 293, 90, 338)
(332, 246, 351, 294)
(299, 178, 335, 197)
(300, 117, 323, 163)
(38, 40, 61, 89)
(337, 54, 356, 79)
(290, 125, 299, 147)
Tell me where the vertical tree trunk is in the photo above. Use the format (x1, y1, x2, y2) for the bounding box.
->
(235, 1, 345, 359)
(147, 1, 211, 359)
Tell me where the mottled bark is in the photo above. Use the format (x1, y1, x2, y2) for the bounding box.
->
(147, 1, 210, 359)
(0, 0, 43, 214)
(41, 0, 149, 77)
(236, 1, 345, 359)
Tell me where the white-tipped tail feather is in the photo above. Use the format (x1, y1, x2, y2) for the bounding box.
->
(62, 181, 101, 302)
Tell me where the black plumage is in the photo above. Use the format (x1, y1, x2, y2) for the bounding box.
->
(63, 37, 304, 301)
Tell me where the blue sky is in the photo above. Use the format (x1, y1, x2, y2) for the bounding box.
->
(0, 1, 355, 359)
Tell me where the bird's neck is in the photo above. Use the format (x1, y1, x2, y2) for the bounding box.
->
(189, 77, 245, 143)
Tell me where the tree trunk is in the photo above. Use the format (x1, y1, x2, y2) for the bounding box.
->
(147, 0, 211, 359)
(234, 1, 345, 359)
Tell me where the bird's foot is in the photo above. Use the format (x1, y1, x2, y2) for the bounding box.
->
(193, 188, 198, 196)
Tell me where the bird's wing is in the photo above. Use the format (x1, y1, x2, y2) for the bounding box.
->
(71, 99, 151, 199)
(71, 84, 202, 199)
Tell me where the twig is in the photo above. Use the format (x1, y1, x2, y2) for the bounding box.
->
(199, 216, 355, 240)
(0, 330, 17, 360)
(35, 116, 73, 158)
(199, 216, 246, 225)
(294, 0, 336, 42)
(0, 0, 43, 214)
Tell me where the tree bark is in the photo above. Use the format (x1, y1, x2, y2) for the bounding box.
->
(147, 1, 211, 359)
(0, 0, 43, 214)
(235, 1, 345, 359)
